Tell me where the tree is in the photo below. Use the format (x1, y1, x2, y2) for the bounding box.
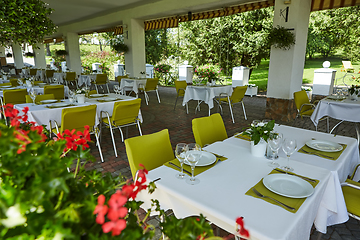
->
(0, 0, 57, 46)
(145, 29, 172, 65)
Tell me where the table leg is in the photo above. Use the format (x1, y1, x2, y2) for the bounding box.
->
(355, 123, 360, 146)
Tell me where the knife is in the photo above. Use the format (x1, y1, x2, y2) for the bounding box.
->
(273, 168, 317, 183)
(168, 162, 192, 175)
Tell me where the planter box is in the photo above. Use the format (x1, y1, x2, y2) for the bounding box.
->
(245, 86, 258, 97)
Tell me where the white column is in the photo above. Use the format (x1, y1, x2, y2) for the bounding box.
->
(267, 0, 312, 99)
(124, 18, 146, 78)
(64, 32, 82, 75)
(11, 43, 24, 69)
(33, 43, 47, 69)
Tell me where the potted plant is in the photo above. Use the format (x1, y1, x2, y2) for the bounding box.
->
(243, 120, 275, 157)
(112, 43, 129, 54)
(194, 64, 222, 85)
(267, 25, 296, 50)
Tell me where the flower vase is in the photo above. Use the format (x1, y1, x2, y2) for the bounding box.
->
(250, 138, 267, 157)
(77, 94, 86, 104)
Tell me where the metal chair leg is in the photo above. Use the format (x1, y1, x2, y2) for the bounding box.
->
(241, 101, 247, 120)
(156, 89, 161, 103)
(94, 128, 104, 162)
(174, 96, 179, 110)
(109, 124, 118, 157)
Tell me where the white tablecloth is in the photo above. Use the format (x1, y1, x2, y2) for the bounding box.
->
(137, 125, 359, 240)
(53, 72, 65, 84)
(120, 78, 147, 94)
(14, 94, 142, 129)
(78, 74, 97, 87)
(0, 85, 69, 98)
(311, 98, 360, 125)
(182, 85, 232, 109)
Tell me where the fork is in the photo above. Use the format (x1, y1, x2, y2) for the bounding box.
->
(252, 188, 295, 211)
(299, 148, 334, 159)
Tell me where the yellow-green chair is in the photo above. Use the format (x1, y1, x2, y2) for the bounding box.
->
(29, 68, 38, 76)
(139, 78, 160, 105)
(44, 85, 64, 100)
(174, 80, 188, 113)
(293, 90, 329, 132)
(218, 86, 247, 123)
(192, 113, 228, 148)
(100, 98, 142, 157)
(10, 78, 20, 87)
(94, 74, 110, 93)
(125, 129, 174, 178)
(3, 89, 27, 104)
(64, 72, 78, 89)
(45, 70, 55, 83)
(26, 93, 55, 103)
(51, 104, 104, 162)
(341, 164, 360, 221)
(116, 75, 128, 85)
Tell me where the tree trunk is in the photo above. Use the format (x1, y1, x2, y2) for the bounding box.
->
(46, 43, 51, 56)
(99, 41, 103, 52)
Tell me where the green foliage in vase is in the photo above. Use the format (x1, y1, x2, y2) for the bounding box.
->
(266, 26, 296, 50)
(243, 120, 275, 145)
(0, 0, 57, 46)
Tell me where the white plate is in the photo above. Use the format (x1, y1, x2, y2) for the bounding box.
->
(37, 83, 46, 86)
(1, 85, 13, 88)
(327, 95, 344, 100)
(90, 94, 104, 97)
(40, 99, 57, 104)
(305, 140, 343, 152)
(48, 103, 71, 108)
(263, 174, 314, 198)
(102, 97, 117, 101)
(184, 151, 216, 167)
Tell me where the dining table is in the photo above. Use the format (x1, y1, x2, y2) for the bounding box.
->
(137, 124, 359, 240)
(13, 93, 143, 129)
(0, 84, 70, 98)
(119, 78, 147, 96)
(78, 74, 97, 87)
(310, 96, 360, 142)
(182, 85, 233, 115)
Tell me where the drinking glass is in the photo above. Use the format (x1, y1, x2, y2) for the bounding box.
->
(267, 132, 283, 168)
(281, 138, 297, 172)
(175, 143, 188, 179)
(29, 89, 37, 105)
(185, 143, 202, 185)
(114, 85, 121, 95)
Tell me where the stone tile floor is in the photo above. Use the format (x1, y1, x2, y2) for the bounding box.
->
(79, 86, 359, 239)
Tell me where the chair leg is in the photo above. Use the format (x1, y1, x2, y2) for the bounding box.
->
(186, 102, 188, 114)
(118, 127, 125, 142)
(144, 91, 149, 105)
(109, 124, 118, 157)
(228, 103, 235, 124)
(156, 89, 161, 103)
(137, 122, 142, 136)
(94, 128, 104, 162)
(95, 85, 99, 94)
(174, 96, 179, 110)
(241, 101, 247, 120)
(106, 84, 110, 94)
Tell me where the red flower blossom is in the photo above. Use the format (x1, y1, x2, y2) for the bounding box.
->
(236, 217, 250, 238)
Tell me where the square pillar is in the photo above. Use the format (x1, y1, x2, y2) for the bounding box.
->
(11, 43, 24, 69)
(34, 43, 47, 69)
(265, 0, 312, 121)
(124, 18, 146, 78)
(64, 32, 82, 75)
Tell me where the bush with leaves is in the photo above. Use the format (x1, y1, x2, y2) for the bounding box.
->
(194, 64, 222, 83)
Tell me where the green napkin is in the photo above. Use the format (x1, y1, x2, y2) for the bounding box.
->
(298, 143, 347, 160)
(245, 169, 319, 213)
(164, 154, 227, 176)
(234, 133, 251, 141)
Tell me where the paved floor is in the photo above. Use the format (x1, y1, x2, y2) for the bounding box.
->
(80, 86, 359, 240)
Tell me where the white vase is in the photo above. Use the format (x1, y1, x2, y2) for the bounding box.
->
(77, 94, 86, 104)
(250, 138, 267, 157)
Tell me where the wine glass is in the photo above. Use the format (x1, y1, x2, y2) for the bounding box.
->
(114, 85, 121, 95)
(29, 89, 37, 105)
(281, 138, 297, 172)
(267, 132, 283, 168)
(175, 143, 188, 179)
(185, 143, 202, 185)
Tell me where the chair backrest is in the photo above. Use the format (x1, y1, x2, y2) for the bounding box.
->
(45, 70, 55, 78)
(230, 86, 247, 104)
(10, 78, 19, 87)
(65, 72, 76, 81)
(26, 93, 55, 103)
(95, 74, 108, 85)
(145, 78, 159, 91)
(342, 179, 360, 220)
(29, 69, 38, 76)
(44, 85, 65, 100)
(88, 90, 97, 96)
(125, 129, 175, 178)
(3, 89, 27, 104)
(60, 105, 97, 133)
(175, 81, 187, 97)
(116, 75, 128, 84)
(342, 61, 354, 69)
(293, 90, 311, 113)
(111, 98, 141, 126)
(192, 113, 228, 147)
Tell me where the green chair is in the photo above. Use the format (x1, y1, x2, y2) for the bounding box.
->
(100, 98, 142, 157)
(26, 93, 55, 103)
(94, 74, 110, 93)
(3, 89, 27, 104)
(341, 164, 360, 221)
(139, 78, 160, 105)
(51, 104, 104, 162)
(125, 129, 174, 178)
(45, 70, 55, 83)
(174, 80, 188, 113)
(218, 86, 247, 123)
(44, 85, 65, 100)
(293, 90, 329, 132)
(192, 113, 228, 148)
